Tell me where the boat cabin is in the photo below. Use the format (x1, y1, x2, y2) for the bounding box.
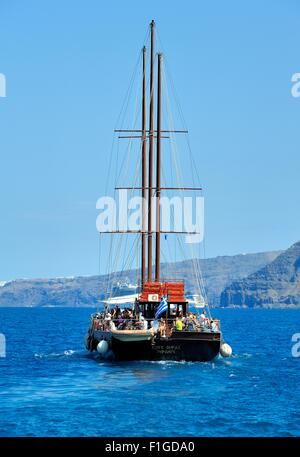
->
(136, 280, 188, 319)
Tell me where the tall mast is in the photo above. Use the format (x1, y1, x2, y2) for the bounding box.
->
(155, 53, 162, 281)
(147, 19, 155, 281)
(141, 46, 147, 287)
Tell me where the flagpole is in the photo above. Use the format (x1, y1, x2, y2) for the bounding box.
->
(166, 294, 169, 333)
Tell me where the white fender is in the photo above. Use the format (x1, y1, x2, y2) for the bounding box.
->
(97, 340, 109, 354)
(220, 342, 232, 358)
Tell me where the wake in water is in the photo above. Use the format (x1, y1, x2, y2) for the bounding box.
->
(34, 349, 87, 360)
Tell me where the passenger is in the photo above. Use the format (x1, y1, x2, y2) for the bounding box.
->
(116, 313, 124, 328)
(112, 306, 120, 319)
(175, 316, 184, 331)
(186, 314, 195, 331)
(200, 309, 209, 328)
(140, 314, 148, 330)
(110, 320, 116, 331)
(104, 312, 111, 321)
(200, 309, 206, 321)
(159, 318, 166, 337)
(135, 317, 142, 330)
(170, 305, 177, 317)
(210, 319, 218, 332)
(93, 316, 100, 330)
(176, 307, 182, 317)
(103, 313, 111, 331)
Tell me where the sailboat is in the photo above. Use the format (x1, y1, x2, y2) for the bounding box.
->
(85, 20, 232, 362)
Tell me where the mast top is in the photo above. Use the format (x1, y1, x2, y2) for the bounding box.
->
(150, 19, 155, 28)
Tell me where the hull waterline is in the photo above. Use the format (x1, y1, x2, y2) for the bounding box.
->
(88, 330, 221, 362)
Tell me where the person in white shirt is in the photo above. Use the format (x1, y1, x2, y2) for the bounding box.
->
(200, 309, 209, 329)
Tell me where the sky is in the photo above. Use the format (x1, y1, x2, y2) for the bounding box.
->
(0, 0, 300, 280)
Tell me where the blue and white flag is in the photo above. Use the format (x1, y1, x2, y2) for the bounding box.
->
(155, 295, 168, 319)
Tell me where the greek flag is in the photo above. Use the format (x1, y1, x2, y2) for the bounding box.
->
(155, 295, 168, 319)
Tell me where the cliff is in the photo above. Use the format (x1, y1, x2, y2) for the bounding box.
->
(220, 241, 300, 307)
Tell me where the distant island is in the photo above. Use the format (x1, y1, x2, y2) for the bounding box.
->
(0, 248, 282, 307)
(1, 241, 300, 308)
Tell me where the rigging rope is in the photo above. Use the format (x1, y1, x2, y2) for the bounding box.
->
(98, 22, 212, 319)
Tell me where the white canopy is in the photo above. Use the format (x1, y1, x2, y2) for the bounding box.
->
(103, 293, 139, 305)
(187, 295, 207, 307)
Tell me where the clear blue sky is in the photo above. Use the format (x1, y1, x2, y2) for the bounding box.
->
(0, 0, 299, 280)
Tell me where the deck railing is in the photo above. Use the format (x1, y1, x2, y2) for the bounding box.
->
(91, 316, 220, 334)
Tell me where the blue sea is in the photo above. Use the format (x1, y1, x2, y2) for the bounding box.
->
(0, 308, 299, 437)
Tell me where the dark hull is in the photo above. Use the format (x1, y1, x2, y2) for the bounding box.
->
(90, 330, 221, 362)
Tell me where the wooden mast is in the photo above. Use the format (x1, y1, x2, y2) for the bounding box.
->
(155, 53, 162, 281)
(141, 46, 147, 288)
(147, 19, 155, 281)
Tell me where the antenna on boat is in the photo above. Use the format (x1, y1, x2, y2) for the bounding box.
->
(147, 19, 155, 281)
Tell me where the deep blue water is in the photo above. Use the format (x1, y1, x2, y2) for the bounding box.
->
(0, 308, 299, 437)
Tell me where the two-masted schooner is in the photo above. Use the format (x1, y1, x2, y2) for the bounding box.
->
(85, 20, 232, 362)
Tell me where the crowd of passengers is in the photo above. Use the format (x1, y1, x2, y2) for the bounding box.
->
(92, 306, 219, 334)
